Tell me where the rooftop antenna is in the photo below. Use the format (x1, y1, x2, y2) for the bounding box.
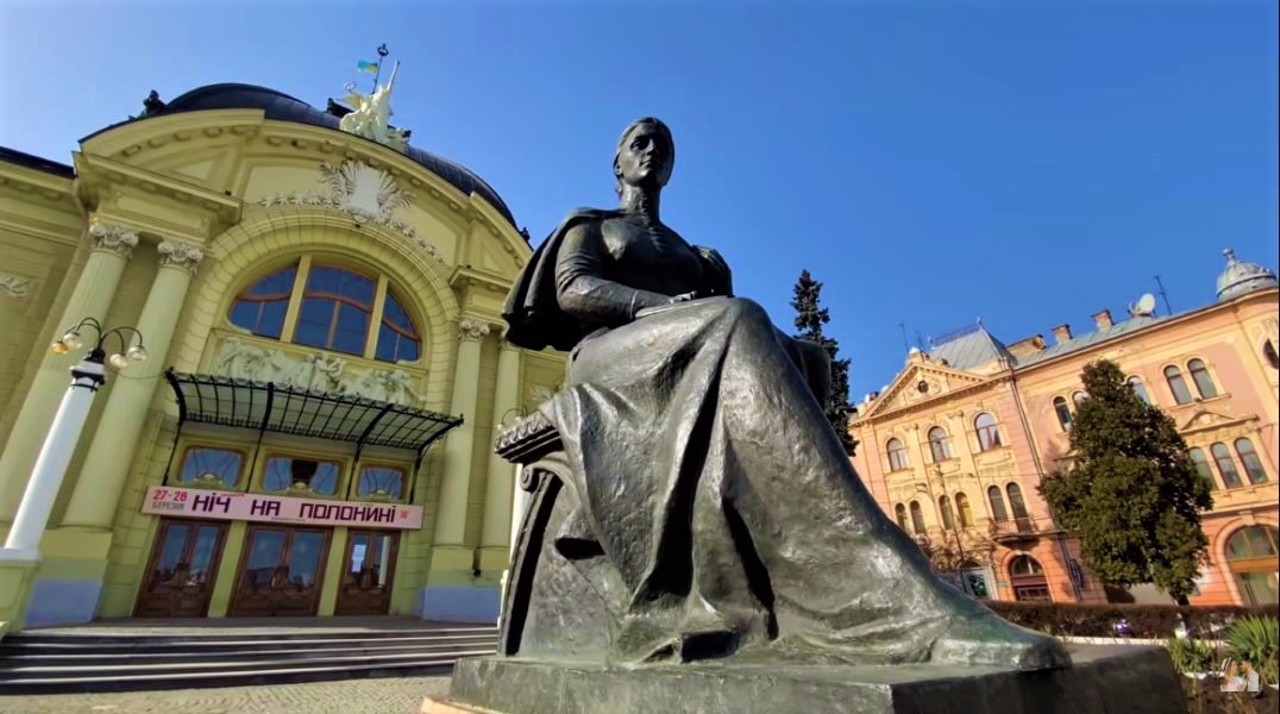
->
(898, 323, 910, 353)
(1153, 275, 1173, 315)
(915, 329, 927, 352)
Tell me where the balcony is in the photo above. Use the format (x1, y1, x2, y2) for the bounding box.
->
(988, 516, 1058, 543)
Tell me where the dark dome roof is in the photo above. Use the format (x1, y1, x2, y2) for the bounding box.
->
(105, 83, 515, 226)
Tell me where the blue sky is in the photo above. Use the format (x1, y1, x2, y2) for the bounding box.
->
(2, 1, 1276, 400)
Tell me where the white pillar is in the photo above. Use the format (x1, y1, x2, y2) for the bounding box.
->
(0, 355, 106, 561)
(498, 463, 527, 623)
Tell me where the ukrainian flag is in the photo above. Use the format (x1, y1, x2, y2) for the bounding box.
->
(357, 60, 379, 74)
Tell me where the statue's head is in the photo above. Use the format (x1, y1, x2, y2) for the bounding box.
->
(613, 117, 674, 197)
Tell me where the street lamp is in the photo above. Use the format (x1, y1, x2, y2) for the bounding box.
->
(0, 318, 146, 559)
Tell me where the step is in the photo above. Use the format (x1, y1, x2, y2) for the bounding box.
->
(0, 655, 474, 694)
(7, 625, 497, 645)
(0, 632, 497, 655)
(0, 647, 496, 678)
(0, 640, 496, 666)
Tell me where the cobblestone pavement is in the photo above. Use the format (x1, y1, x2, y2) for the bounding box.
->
(0, 675, 452, 713)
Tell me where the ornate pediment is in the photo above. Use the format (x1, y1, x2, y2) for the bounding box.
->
(861, 356, 990, 420)
(1179, 408, 1255, 434)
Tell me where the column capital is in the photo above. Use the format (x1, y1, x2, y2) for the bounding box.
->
(457, 317, 492, 343)
(157, 239, 205, 275)
(88, 221, 139, 259)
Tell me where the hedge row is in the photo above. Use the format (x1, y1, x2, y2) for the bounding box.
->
(987, 601, 1280, 639)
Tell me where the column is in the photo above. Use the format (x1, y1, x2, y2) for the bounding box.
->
(431, 318, 489, 547)
(478, 342, 522, 564)
(0, 222, 137, 523)
(60, 239, 204, 529)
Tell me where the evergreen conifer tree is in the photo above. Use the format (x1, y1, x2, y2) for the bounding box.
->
(790, 270, 858, 456)
(1039, 359, 1213, 605)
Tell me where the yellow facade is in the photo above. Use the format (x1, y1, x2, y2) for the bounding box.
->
(0, 83, 564, 632)
(850, 259, 1279, 607)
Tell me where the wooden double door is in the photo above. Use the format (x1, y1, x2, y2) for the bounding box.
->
(135, 518, 229, 618)
(229, 525, 332, 617)
(334, 530, 401, 615)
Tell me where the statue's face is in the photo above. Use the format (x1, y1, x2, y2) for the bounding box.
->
(615, 123, 673, 191)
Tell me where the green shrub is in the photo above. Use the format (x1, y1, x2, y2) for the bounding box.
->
(986, 601, 1279, 639)
(1224, 615, 1279, 686)
(1166, 636, 1219, 676)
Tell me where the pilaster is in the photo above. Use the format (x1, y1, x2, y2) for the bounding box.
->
(430, 318, 491, 552)
(0, 220, 137, 522)
(478, 342, 522, 570)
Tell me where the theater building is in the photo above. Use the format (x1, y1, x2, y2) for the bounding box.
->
(849, 251, 1278, 607)
(0, 77, 565, 630)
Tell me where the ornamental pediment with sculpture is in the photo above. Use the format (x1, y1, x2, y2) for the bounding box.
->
(861, 361, 991, 420)
(206, 333, 425, 407)
(1178, 407, 1257, 435)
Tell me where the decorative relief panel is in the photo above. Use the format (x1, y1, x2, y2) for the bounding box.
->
(210, 336, 424, 406)
(88, 221, 139, 259)
(0, 272, 35, 301)
(258, 160, 444, 263)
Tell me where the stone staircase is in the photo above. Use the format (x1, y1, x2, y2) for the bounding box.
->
(0, 622, 497, 694)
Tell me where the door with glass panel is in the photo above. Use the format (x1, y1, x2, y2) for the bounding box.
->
(335, 530, 400, 615)
(229, 525, 331, 616)
(135, 519, 228, 618)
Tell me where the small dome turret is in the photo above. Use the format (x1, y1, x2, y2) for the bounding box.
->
(1216, 249, 1278, 301)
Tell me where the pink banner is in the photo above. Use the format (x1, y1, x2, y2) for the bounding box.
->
(141, 486, 423, 530)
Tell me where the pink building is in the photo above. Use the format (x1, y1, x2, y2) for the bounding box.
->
(850, 250, 1278, 606)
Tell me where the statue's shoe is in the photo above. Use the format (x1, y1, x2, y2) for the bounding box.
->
(928, 611, 1071, 671)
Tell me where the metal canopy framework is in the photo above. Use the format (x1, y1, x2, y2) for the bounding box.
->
(164, 370, 462, 453)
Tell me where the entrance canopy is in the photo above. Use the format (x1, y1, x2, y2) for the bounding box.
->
(164, 370, 462, 453)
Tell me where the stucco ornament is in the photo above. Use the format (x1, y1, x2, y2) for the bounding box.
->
(157, 239, 205, 275)
(458, 318, 491, 342)
(210, 337, 424, 406)
(258, 159, 443, 264)
(88, 221, 139, 259)
(0, 272, 34, 300)
(338, 61, 410, 152)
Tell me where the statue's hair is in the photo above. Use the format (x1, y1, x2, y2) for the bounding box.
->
(614, 117, 675, 197)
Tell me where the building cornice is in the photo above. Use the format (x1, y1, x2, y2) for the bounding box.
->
(74, 152, 242, 237)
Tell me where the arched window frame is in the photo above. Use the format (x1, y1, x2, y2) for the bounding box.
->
(886, 438, 909, 472)
(1052, 396, 1073, 431)
(226, 256, 424, 365)
(1188, 447, 1218, 490)
(1164, 365, 1194, 405)
(1009, 554, 1044, 577)
(909, 501, 927, 534)
(1006, 482, 1029, 520)
(1264, 339, 1279, 370)
(974, 412, 1002, 452)
(927, 426, 953, 463)
(1210, 442, 1244, 488)
(938, 495, 956, 531)
(1071, 390, 1088, 407)
(894, 503, 909, 531)
(1234, 438, 1269, 485)
(1127, 376, 1151, 405)
(955, 492, 974, 528)
(987, 485, 1009, 522)
(1186, 358, 1218, 399)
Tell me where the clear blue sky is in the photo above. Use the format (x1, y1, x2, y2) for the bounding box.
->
(2, 1, 1276, 400)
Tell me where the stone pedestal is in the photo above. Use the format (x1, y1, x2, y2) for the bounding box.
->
(424, 645, 1186, 714)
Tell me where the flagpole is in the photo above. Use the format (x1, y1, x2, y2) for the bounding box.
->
(371, 43, 389, 93)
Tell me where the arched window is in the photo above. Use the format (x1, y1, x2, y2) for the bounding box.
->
(1188, 448, 1217, 490)
(1165, 366, 1193, 405)
(894, 504, 909, 531)
(1072, 391, 1088, 407)
(263, 456, 341, 497)
(228, 264, 298, 339)
(1225, 526, 1279, 606)
(975, 413, 1001, 451)
(955, 492, 974, 527)
(909, 501, 927, 534)
(927, 426, 953, 462)
(1210, 442, 1243, 488)
(886, 438, 909, 472)
(228, 260, 423, 364)
(1187, 359, 1218, 399)
(1265, 339, 1279, 370)
(938, 495, 956, 530)
(1053, 397, 1073, 430)
(1006, 483, 1029, 519)
(1234, 438, 1269, 485)
(357, 465, 405, 499)
(1127, 376, 1150, 405)
(987, 485, 1009, 522)
(1009, 555, 1044, 577)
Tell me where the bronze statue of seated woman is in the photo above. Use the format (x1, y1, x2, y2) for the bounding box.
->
(497, 117, 1069, 673)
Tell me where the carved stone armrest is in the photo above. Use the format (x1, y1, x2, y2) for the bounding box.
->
(495, 409, 563, 472)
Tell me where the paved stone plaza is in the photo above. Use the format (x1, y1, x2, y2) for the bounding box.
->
(0, 674, 451, 713)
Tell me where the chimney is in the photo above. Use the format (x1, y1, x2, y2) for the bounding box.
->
(1051, 324, 1072, 344)
(1008, 334, 1046, 359)
(1092, 309, 1113, 330)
